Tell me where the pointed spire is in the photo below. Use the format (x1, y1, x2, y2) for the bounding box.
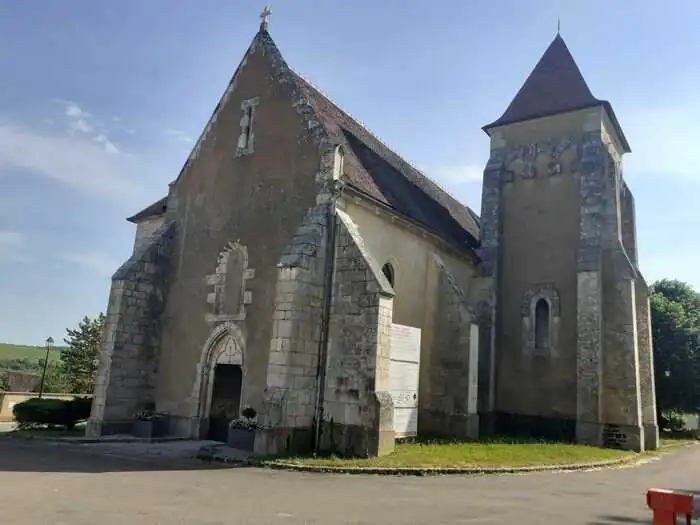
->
(484, 34, 601, 131)
(259, 5, 272, 32)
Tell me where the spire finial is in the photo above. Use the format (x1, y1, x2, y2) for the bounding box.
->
(557, 16, 561, 35)
(260, 5, 272, 31)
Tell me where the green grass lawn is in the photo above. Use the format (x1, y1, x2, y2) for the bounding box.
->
(0, 343, 63, 363)
(271, 437, 635, 468)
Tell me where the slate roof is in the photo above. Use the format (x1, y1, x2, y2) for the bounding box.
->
(483, 34, 630, 152)
(291, 72, 481, 251)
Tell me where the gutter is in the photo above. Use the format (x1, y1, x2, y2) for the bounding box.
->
(312, 183, 342, 454)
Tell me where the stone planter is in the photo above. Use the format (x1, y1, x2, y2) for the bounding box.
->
(133, 418, 167, 439)
(228, 426, 256, 451)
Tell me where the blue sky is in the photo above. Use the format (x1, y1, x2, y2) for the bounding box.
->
(1, 1, 698, 345)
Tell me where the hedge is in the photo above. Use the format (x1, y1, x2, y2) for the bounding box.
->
(12, 397, 92, 430)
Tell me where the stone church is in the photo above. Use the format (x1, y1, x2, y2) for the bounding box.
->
(87, 14, 659, 455)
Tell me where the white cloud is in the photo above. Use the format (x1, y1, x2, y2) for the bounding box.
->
(61, 251, 119, 278)
(64, 102, 87, 119)
(165, 128, 193, 143)
(0, 121, 139, 197)
(61, 101, 94, 135)
(94, 134, 119, 154)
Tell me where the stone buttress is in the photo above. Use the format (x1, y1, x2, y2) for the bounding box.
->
(87, 186, 178, 436)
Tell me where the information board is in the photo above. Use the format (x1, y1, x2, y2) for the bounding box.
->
(389, 323, 421, 437)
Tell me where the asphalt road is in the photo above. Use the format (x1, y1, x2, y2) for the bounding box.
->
(0, 438, 698, 525)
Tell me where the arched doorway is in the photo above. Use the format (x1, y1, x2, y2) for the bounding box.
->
(196, 322, 246, 442)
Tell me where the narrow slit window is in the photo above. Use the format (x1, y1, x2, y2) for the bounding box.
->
(236, 98, 259, 156)
(244, 106, 253, 147)
(333, 146, 345, 180)
(534, 298, 550, 350)
(381, 263, 395, 288)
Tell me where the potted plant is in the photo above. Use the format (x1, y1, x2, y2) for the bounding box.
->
(227, 407, 262, 451)
(133, 402, 166, 439)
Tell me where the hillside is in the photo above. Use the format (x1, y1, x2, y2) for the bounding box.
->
(0, 343, 63, 363)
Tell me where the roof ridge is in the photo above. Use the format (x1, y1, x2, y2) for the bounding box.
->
(290, 69, 475, 214)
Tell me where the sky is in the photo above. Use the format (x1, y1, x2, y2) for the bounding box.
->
(0, 0, 698, 345)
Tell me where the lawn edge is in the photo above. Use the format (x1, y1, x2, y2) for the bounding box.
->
(196, 441, 697, 475)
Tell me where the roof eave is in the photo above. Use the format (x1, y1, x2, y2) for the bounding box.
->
(482, 101, 631, 154)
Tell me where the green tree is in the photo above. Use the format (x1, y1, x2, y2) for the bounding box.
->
(0, 371, 9, 391)
(33, 361, 68, 394)
(60, 313, 105, 394)
(650, 280, 700, 419)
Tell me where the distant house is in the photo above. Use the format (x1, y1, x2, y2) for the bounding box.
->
(3, 370, 40, 393)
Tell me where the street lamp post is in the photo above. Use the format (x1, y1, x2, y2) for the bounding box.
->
(38, 337, 54, 399)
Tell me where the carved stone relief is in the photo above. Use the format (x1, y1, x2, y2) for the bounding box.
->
(500, 136, 580, 182)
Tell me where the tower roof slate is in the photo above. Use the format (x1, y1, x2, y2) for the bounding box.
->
(483, 34, 630, 153)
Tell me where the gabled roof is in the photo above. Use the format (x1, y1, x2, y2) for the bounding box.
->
(291, 72, 480, 250)
(127, 28, 481, 253)
(483, 34, 630, 153)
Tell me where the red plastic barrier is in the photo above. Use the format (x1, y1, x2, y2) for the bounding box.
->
(647, 488, 700, 525)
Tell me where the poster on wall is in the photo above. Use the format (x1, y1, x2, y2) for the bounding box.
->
(389, 323, 421, 438)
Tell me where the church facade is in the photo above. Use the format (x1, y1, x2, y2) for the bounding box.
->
(87, 20, 658, 455)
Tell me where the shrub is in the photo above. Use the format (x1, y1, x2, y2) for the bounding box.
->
(12, 396, 92, 430)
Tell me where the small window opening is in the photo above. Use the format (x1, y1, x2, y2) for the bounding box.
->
(243, 106, 254, 147)
(381, 262, 395, 288)
(534, 298, 550, 350)
(333, 146, 345, 180)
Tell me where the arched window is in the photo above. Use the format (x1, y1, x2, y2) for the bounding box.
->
(381, 262, 395, 288)
(534, 298, 550, 350)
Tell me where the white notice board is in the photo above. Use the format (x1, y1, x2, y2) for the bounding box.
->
(389, 323, 421, 437)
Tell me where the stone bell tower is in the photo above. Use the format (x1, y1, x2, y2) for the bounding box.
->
(477, 34, 658, 451)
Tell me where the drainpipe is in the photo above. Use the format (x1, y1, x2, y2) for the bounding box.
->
(312, 181, 342, 455)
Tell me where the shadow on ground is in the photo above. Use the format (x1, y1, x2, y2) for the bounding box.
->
(588, 516, 650, 524)
(590, 489, 700, 524)
(0, 438, 247, 474)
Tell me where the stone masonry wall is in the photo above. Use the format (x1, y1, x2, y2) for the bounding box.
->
(601, 249, 643, 451)
(577, 134, 646, 451)
(321, 209, 395, 458)
(635, 277, 659, 449)
(256, 204, 328, 455)
(421, 254, 479, 439)
(619, 182, 637, 265)
(575, 131, 608, 447)
(87, 221, 175, 436)
(473, 148, 506, 430)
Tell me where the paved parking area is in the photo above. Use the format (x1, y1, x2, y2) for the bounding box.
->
(0, 438, 698, 524)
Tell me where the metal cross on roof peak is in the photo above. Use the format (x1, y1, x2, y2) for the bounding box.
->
(260, 6, 272, 31)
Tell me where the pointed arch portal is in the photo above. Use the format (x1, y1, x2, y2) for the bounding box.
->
(195, 322, 246, 441)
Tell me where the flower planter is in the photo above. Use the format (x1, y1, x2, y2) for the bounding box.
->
(228, 426, 256, 451)
(133, 418, 167, 439)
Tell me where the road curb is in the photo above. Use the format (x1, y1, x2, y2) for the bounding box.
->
(196, 441, 698, 475)
(195, 449, 648, 476)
